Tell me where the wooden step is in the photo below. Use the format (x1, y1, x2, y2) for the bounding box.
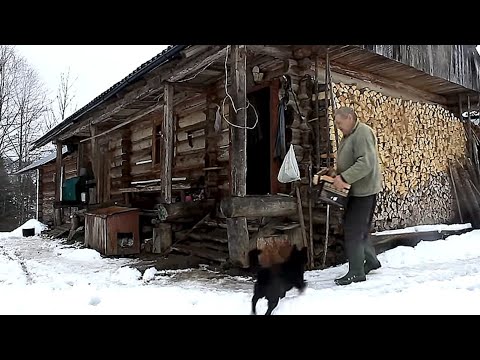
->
(184, 240, 228, 253)
(188, 228, 228, 244)
(171, 244, 228, 263)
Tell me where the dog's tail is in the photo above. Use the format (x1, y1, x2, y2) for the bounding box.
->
(248, 248, 262, 269)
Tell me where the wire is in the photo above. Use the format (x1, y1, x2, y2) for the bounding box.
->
(220, 45, 259, 130)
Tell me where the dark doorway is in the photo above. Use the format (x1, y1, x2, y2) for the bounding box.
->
(246, 86, 271, 195)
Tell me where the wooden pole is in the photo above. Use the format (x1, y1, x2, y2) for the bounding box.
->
(161, 82, 174, 204)
(327, 50, 339, 154)
(325, 48, 331, 169)
(322, 203, 330, 268)
(226, 45, 250, 268)
(308, 163, 314, 269)
(54, 140, 63, 226)
(295, 184, 309, 254)
(314, 54, 321, 171)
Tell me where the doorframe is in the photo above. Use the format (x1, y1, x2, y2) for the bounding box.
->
(241, 79, 280, 195)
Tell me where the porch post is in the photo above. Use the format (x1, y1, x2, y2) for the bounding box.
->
(161, 82, 174, 204)
(226, 45, 250, 267)
(54, 140, 63, 226)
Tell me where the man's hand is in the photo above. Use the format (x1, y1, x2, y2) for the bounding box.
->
(332, 175, 349, 191)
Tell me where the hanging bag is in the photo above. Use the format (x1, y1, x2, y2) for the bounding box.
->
(277, 144, 301, 183)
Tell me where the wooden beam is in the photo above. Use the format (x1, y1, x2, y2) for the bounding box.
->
(247, 45, 292, 60)
(220, 195, 297, 218)
(80, 102, 163, 143)
(226, 45, 250, 268)
(172, 82, 207, 93)
(161, 82, 174, 203)
(318, 58, 449, 105)
(167, 46, 227, 82)
(157, 199, 215, 221)
(91, 82, 163, 125)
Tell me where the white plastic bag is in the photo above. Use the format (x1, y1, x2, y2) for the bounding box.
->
(277, 144, 301, 183)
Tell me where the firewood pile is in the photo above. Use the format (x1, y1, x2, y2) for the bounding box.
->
(327, 82, 468, 231)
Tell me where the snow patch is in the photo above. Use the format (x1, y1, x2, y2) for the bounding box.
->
(88, 296, 101, 306)
(111, 267, 142, 285)
(143, 267, 158, 282)
(61, 248, 102, 262)
(10, 219, 48, 237)
(373, 223, 472, 236)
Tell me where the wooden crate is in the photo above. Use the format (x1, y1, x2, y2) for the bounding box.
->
(85, 206, 140, 256)
(315, 175, 350, 208)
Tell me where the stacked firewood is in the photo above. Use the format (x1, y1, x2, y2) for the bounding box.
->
(327, 82, 467, 231)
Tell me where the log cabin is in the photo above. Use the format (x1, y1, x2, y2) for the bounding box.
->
(21, 45, 480, 269)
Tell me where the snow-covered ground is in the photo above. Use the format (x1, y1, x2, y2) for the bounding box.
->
(1, 220, 480, 315)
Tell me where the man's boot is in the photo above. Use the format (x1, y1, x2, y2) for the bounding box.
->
(335, 243, 366, 286)
(364, 237, 381, 275)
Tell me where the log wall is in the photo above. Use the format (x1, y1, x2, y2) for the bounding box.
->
(39, 152, 78, 224)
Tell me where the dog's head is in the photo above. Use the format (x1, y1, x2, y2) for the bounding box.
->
(287, 245, 308, 268)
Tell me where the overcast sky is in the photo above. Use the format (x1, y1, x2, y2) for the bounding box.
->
(15, 45, 170, 119)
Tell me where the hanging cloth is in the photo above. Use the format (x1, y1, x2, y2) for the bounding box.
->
(274, 97, 287, 161)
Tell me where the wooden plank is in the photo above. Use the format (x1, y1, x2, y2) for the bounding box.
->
(161, 82, 174, 203)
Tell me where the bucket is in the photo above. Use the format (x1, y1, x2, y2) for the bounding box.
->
(22, 228, 35, 237)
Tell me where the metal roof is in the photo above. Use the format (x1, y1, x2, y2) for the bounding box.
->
(14, 147, 68, 175)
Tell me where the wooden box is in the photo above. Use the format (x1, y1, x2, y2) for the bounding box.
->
(85, 206, 140, 256)
(315, 175, 350, 208)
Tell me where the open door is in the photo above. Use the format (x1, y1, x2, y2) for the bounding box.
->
(246, 86, 271, 195)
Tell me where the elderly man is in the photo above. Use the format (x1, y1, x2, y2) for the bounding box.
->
(332, 106, 382, 286)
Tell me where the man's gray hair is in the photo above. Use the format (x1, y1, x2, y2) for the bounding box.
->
(335, 106, 357, 121)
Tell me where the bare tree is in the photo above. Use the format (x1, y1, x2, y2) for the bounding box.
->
(35, 67, 78, 145)
(0, 48, 50, 224)
(8, 57, 48, 167)
(0, 45, 21, 157)
(55, 67, 78, 122)
(0, 46, 77, 225)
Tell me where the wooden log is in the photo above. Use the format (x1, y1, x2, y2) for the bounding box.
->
(159, 199, 215, 221)
(226, 45, 250, 268)
(161, 82, 174, 203)
(220, 195, 297, 218)
(152, 223, 172, 254)
(227, 217, 249, 268)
